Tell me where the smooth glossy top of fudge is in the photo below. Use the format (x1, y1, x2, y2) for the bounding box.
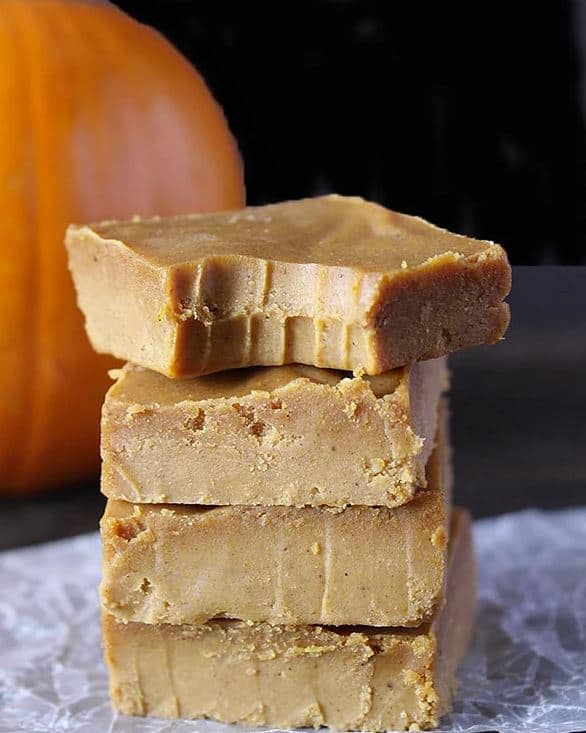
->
(85, 194, 503, 271)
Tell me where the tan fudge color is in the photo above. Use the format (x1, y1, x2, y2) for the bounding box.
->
(101, 358, 446, 508)
(100, 404, 451, 628)
(66, 194, 511, 378)
(102, 508, 474, 732)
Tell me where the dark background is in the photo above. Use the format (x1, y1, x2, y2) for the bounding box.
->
(113, 0, 586, 264)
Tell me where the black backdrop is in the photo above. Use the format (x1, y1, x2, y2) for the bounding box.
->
(115, 1, 586, 264)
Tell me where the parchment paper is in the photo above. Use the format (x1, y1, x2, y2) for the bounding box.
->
(1, 507, 585, 733)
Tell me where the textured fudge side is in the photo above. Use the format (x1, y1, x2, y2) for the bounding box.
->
(101, 358, 446, 508)
(102, 509, 475, 732)
(100, 404, 451, 627)
(66, 194, 511, 378)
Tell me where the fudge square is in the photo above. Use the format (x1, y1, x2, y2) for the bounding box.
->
(100, 401, 451, 628)
(101, 358, 447, 508)
(102, 508, 474, 732)
(66, 195, 511, 378)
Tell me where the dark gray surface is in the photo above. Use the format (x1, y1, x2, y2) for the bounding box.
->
(451, 266, 586, 516)
(1, 267, 584, 551)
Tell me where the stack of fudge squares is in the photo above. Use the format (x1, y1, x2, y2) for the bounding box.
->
(66, 195, 511, 732)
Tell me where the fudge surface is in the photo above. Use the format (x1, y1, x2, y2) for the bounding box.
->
(66, 194, 511, 377)
(103, 508, 475, 732)
(100, 405, 451, 628)
(101, 358, 447, 507)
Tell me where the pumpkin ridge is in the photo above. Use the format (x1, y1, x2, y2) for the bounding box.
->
(34, 2, 116, 487)
(69, 2, 119, 209)
(14, 0, 73, 488)
(140, 21, 246, 212)
(2, 0, 41, 487)
(88, 2, 154, 215)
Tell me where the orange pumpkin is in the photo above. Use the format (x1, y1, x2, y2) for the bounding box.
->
(0, 0, 245, 494)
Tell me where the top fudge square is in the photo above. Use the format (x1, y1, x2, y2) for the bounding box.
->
(66, 195, 511, 378)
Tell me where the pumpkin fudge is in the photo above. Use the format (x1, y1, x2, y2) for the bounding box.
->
(100, 405, 451, 628)
(101, 357, 447, 507)
(102, 508, 474, 731)
(66, 195, 511, 378)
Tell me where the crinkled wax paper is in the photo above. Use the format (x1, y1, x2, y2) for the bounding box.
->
(1, 508, 585, 733)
